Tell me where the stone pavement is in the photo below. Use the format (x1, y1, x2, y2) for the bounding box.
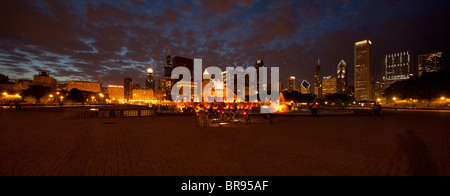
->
(0, 110, 449, 176)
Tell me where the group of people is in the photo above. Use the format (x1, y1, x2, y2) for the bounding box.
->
(8, 101, 21, 112)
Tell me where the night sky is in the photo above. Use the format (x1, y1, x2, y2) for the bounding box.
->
(1, 0, 449, 87)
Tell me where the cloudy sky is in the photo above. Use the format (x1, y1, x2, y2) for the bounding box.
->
(1, 0, 449, 87)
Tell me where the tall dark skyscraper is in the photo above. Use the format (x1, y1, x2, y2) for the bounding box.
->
(172, 56, 194, 78)
(255, 59, 265, 93)
(354, 40, 372, 101)
(382, 51, 413, 89)
(418, 52, 443, 77)
(164, 49, 172, 78)
(337, 59, 347, 94)
(145, 68, 155, 90)
(124, 77, 133, 102)
(314, 59, 322, 98)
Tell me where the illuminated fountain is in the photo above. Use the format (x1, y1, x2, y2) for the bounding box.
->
(276, 92, 290, 113)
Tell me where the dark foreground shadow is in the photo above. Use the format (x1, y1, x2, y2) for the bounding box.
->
(393, 130, 437, 176)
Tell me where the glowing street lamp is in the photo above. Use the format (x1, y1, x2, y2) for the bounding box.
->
(393, 97, 397, 101)
(49, 94, 54, 98)
(441, 97, 446, 101)
(377, 98, 381, 102)
(2, 92, 7, 96)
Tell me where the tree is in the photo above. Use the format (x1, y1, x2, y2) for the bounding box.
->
(324, 93, 354, 107)
(68, 88, 85, 105)
(20, 85, 53, 103)
(385, 71, 450, 100)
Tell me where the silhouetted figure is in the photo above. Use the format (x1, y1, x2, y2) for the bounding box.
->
(310, 102, 318, 117)
(373, 103, 382, 117)
(15, 101, 21, 111)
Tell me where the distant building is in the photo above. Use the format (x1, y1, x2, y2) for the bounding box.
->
(146, 68, 155, 90)
(164, 49, 172, 78)
(158, 78, 172, 92)
(14, 80, 33, 92)
(354, 40, 373, 101)
(322, 76, 337, 95)
(337, 59, 347, 94)
(172, 56, 194, 78)
(108, 85, 125, 102)
(288, 76, 296, 91)
(57, 83, 68, 91)
(33, 71, 57, 92)
(382, 51, 414, 89)
(132, 89, 154, 102)
(418, 52, 443, 77)
(300, 80, 311, 94)
(124, 78, 133, 102)
(68, 81, 101, 93)
(372, 80, 382, 99)
(314, 59, 322, 98)
(0, 75, 14, 93)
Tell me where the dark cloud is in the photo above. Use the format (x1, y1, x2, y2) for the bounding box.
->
(0, 0, 449, 88)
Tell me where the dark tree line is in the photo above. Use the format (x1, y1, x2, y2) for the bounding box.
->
(385, 71, 450, 100)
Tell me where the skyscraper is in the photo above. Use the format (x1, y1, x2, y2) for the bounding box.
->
(255, 59, 265, 93)
(172, 56, 194, 78)
(164, 49, 172, 78)
(322, 76, 337, 95)
(146, 68, 155, 90)
(124, 78, 133, 102)
(382, 51, 413, 89)
(314, 59, 322, 98)
(354, 40, 373, 101)
(288, 76, 296, 91)
(337, 59, 347, 94)
(418, 52, 443, 77)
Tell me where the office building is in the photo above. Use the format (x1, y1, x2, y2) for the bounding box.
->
(322, 76, 337, 95)
(132, 89, 154, 102)
(300, 80, 311, 94)
(382, 51, 413, 89)
(164, 49, 172, 78)
(68, 81, 101, 93)
(146, 68, 155, 90)
(124, 78, 133, 102)
(418, 52, 443, 77)
(33, 71, 57, 92)
(337, 59, 347, 94)
(288, 76, 296, 91)
(314, 59, 322, 98)
(354, 40, 373, 101)
(172, 56, 194, 77)
(108, 85, 125, 102)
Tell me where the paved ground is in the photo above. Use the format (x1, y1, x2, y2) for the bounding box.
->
(0, 110, 449, 176)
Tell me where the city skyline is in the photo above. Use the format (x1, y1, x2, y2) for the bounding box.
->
(1, 0, 450, 88)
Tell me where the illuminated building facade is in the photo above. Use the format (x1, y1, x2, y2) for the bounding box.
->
(145, 68, 155, 90)
(354, 40, 373, 101)
(288, 76, 296, 91)
(33, 71, 57, 92)
(132, 89, 154, 102)
(382, 51, 413, 89)
(314, 60, 322, 98)
(322, 76, 337, 95)
(418, 52, 443, 77)
(108, 85, 125, 102)
(68, 81, 101, 93)
(337, 59, 347, 94)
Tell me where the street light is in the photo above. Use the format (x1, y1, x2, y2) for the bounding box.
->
(49, 94, 54, 98)
(441, 97, 446, 101)
(393, 97, 397, 101)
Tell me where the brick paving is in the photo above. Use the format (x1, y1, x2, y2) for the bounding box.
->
(0, 110, 449, 176)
